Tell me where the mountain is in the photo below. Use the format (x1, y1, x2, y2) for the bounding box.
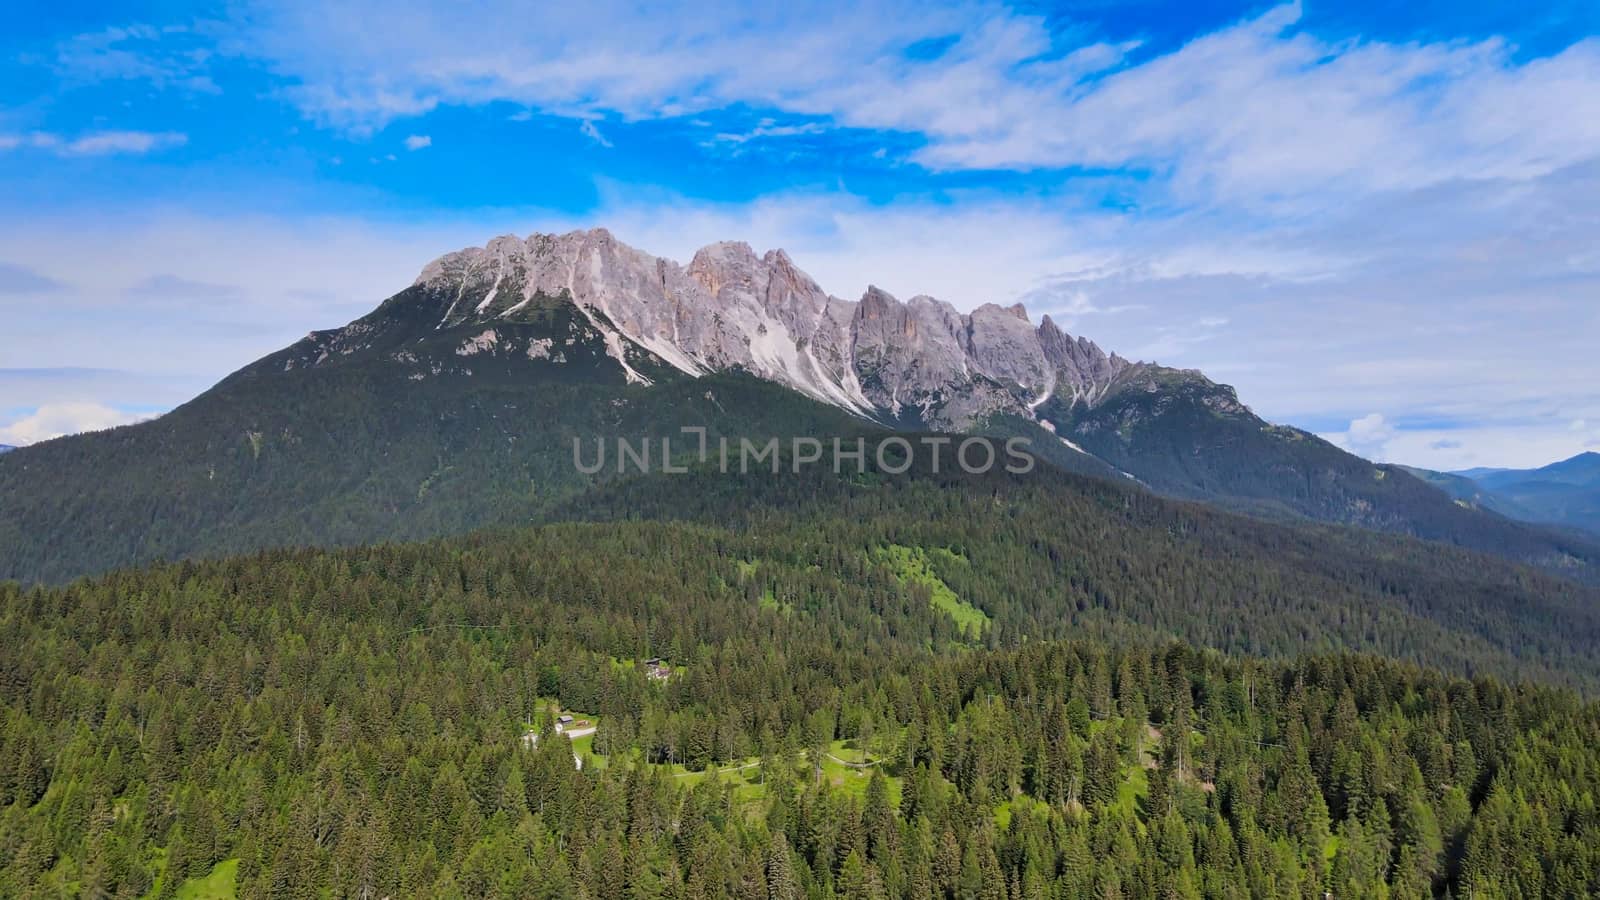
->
(1455, 465, 1512, 480)
(1471, 450, 1600, 490)
(405, 230, 1130, 433)
(1452, 452, 1600, 535)
(401, 231, 1600, 558)
(4, 227, 1600, 584)
(0, 444, 13, 454)
(1397, 465, 1538, 517)
(1395, 453, 1600, 537)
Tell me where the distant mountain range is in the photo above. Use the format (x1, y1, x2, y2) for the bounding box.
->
(0, 444, 14, 454)
(1404, 452, 1600, 537)
(4, 229, 1600, 585)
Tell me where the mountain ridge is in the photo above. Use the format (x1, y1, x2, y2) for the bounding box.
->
(404, 227, 1147, 432)
(5, 228, 1600, 586)
(1433, 451, 1600, 536)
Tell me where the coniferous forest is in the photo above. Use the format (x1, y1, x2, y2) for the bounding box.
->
(4, 490, 1600, 897)
(7, 1, 1600, 896)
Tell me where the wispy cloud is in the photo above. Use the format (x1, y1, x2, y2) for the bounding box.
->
(0, 263, 67, 295)
(0, 131, 188, 156)
(52, 22, 221, 93)
(211, 1, 1600, 206)
(124, 273, 242, 302)
(579, 119, 612, 147)
(7, 2, 1600, 470)
(709, 119, 829, 145)
(403, 134, 431, 151)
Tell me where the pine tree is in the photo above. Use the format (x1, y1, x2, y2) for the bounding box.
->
(766, 832, 799, 900)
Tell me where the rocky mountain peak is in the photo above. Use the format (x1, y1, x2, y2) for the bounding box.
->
(398, 229, 1158, 430)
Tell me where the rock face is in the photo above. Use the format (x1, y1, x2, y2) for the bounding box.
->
(404, 229, 1147, 430)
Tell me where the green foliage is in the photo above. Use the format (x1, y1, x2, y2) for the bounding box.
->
(2, 516, 1599, 896)
(169, 857, 238, 899)
(555, 454, 1600, 689)
(1042, 367, 1600, 580)
(0, 316, 874, 585)
(1462, 452, 1600, 536)
(872, 545, 990, 638)
(6, 304, 1600, 595)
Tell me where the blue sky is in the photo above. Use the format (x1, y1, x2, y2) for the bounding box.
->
(2, 0, 1598, 467)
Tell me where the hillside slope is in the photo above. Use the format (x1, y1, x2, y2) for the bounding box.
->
(5, 523, 1598, 896)
(5, 230, 1600, 586)
(0, 301, 874, 583)
(537, 443, 1600, 689)
(1036, 366, 1600, 578)
(1466, 452, 1600, 535)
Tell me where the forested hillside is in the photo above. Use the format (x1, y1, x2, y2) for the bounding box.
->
(1468, 453, 1600, 536)
(1039, 368, 1600, 576)
(542, 451, 1600, 689)
(3, 522, 1598, 897)
(5, 275, 1600, 589)
(0, 361, 874, 585)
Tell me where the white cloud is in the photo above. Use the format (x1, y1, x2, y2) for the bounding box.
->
(0, 402, 155, 446)
(579, 119, 612, 147)
(65, 131, 188, 155)
(0, 263, 67, 295)
(0, 211, 482, 409)
(1, 154, 1596, 472)
(124, 273, 243, 303)
(218, 1, 1600, 206)
(52, 22, 221, 94)
(709, 119, 828, 145)
(0, 130, 188, 156)
(403, 134, 431, 151)
(1371, 423, 1600, 471)
(6, 3, 1595, 475)
(1327, 413, 1397, 460)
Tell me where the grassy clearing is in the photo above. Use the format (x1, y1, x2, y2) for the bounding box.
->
(575, 738, 902, 810)
(568, 728, 598, 759)
(736, 559, 793, 614)
(665, 758, 771, 804)
(994, 795, 1052, 831)
(813, 740, 903, 806)
(522, 703, 602, 764)
(875, 545, 990, 637)
(173, 858, 239, 900)
(1116, 763, 1149, 819)
(142, 856, 238, 900)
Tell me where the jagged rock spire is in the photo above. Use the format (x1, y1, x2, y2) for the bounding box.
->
(407, 230, 1147, 429)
